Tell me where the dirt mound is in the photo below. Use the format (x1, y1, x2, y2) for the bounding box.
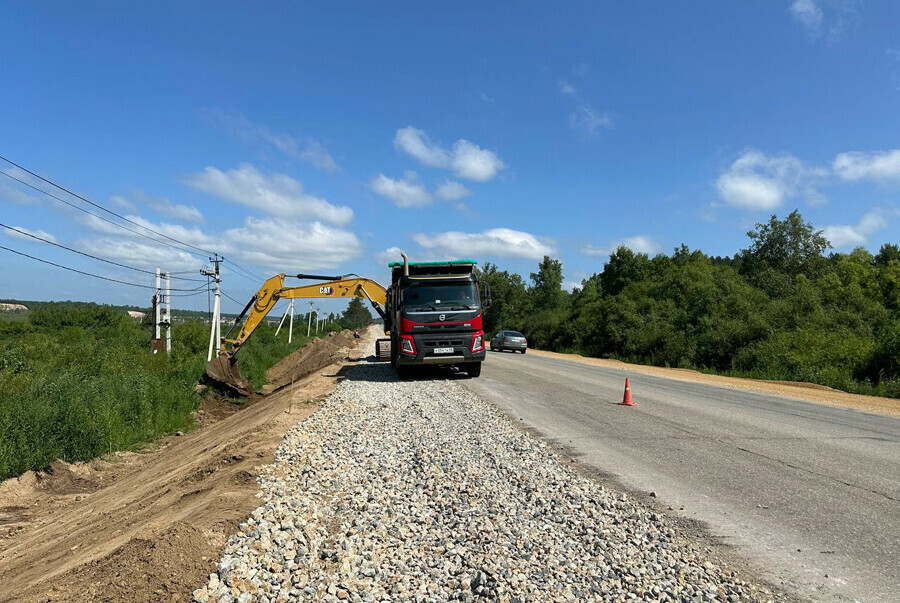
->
(264, 330, 359, 393)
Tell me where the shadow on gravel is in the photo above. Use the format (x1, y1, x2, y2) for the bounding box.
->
(332, 360, 470, 383)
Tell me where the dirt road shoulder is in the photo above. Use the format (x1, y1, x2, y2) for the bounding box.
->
(526, 348, 900, 416)
(0, 329, 374, 603)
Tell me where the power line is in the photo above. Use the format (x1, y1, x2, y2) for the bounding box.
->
(1, 170, 209, 263)
(220, 290, 249, 307)
(0, 244, 212, 291)
(1, 156, 266, 285)
(0, 222, 204, 282)
(0, 155, 218, 258)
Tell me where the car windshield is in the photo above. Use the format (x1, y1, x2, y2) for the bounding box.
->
(402, 282, 478, 310)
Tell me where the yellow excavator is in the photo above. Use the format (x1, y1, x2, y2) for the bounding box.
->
(206, 273, 391, 395)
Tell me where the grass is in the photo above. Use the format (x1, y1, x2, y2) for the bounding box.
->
(0, 303, 343, 481)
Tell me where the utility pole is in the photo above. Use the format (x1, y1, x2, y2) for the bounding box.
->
(307, 302, 314, 337)
(275, 299, 295, 343)
(201, 255, 222, 362)
(154, 268, 161, 341)
(315, 307, 320, 335)
(150, 268, 164, 355)
(288, 299, 294, 343)
(164, 271, 172, 355)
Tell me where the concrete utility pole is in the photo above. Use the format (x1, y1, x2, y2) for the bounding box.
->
(275, 300, 296, 343)
(288, 299, 294, 343)
(154, 268, 161, 342)
(202, 255, 222, 362)
(307, 302, 314, 337)
(164, 271, 172, 355)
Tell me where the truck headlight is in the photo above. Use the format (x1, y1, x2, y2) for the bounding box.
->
(471, 334, 483, 352)
(401, 337, 416, 355)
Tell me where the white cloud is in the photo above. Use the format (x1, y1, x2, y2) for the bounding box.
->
(224, 218, 362, 271)
(581, 235, 661, 258)
(376, 246, 405, 267)
(822, 210, 888, 248)
(832, 150, 900, 183)
(394, 127, 450, 168)
(393, 126, 506, 182)
(77, 237, 202, 272)
(111, 190, 204, 223)
(790, 0, 824, 34)
(789, 0, 858, 41)
(3, 226, 58, 244)
(183, 164, 353, 225)
(412, 228, 554, 260)
(451, 140, 505, 181)
(78, 213, 362, 273)
(370, 174, 432, 208)
(569, 105, 615, 135)
(203, 109, 338, 171)
(434, 180, 471, 201)
(0, 180, 41, 206)
(558, 79, 578, 96)
(716, 149, 826, 210)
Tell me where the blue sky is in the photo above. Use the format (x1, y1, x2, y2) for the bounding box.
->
(2, 1, 899, 314)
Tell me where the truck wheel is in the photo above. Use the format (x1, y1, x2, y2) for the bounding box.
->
(465, 362, 482, 378)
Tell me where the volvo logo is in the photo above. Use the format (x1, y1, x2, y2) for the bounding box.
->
(439, 314, 446, 321)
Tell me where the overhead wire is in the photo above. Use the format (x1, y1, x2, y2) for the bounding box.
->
(0, 222, 205, 282)
(1, 155, 268, 289)
(0, 155, 218, 258)
(0, 244, 212, 291)
(1, 170, 209, 263)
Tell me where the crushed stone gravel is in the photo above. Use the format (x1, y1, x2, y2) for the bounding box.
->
(194, 363, 784, 603)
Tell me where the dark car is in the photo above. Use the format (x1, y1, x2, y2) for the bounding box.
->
(490, 330, 527, 353)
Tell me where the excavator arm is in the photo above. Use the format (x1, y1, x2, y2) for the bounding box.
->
(206, 273, 390, 395)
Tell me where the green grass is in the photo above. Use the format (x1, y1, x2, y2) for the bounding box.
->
(0, 303, 343, 481)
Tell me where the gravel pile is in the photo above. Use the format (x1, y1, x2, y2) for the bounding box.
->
(194, 364, 781, 603)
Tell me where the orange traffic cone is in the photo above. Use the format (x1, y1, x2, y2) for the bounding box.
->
(620, 378, 636, 406)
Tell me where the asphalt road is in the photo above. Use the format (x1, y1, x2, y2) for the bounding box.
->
(463, 350, 900, 603)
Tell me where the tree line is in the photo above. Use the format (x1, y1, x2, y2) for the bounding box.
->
(478, 210, 900, 398)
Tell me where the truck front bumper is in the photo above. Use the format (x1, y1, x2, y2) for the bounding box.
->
(397, 332, 486, 365)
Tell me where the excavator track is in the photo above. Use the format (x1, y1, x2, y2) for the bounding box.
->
(375, 338, 392, 362)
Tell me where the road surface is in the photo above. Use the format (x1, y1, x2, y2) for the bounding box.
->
(463, 350, 900, 603)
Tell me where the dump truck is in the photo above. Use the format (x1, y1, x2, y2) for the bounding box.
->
(205, 253, 490, 394)
(382, 254, 489, 378)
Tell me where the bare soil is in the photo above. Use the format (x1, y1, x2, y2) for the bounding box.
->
(0, 328, 375, 603)
(528, 348, 900, 416)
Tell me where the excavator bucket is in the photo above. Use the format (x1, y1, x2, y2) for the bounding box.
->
(205, 353, 253, 397)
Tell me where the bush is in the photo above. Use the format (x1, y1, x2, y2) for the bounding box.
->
(0, 303, 330, 480)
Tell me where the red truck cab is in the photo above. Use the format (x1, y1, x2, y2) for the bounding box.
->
(387, 258, 489, 378)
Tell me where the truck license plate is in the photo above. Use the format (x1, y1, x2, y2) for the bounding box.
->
(433, 347, 454, 354)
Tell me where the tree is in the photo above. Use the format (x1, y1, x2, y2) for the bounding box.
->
(600, 246, 651, 297)
(477, 262, 529, 334)
(340, 297, 374, 330)
(875, 243, 900, 266)
(530, 256, 564, 310)
(739, 210, 830, 296)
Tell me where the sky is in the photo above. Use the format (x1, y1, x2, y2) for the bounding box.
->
(2, 0, 899, 315)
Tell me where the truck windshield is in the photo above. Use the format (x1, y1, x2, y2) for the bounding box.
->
(402, 282, 478, 311)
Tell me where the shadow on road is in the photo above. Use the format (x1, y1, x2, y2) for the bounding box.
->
(330, 359, 472, 383)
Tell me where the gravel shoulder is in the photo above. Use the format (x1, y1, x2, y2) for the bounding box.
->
(195, 363, 790, 603)
(525, 349, 900, 417)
